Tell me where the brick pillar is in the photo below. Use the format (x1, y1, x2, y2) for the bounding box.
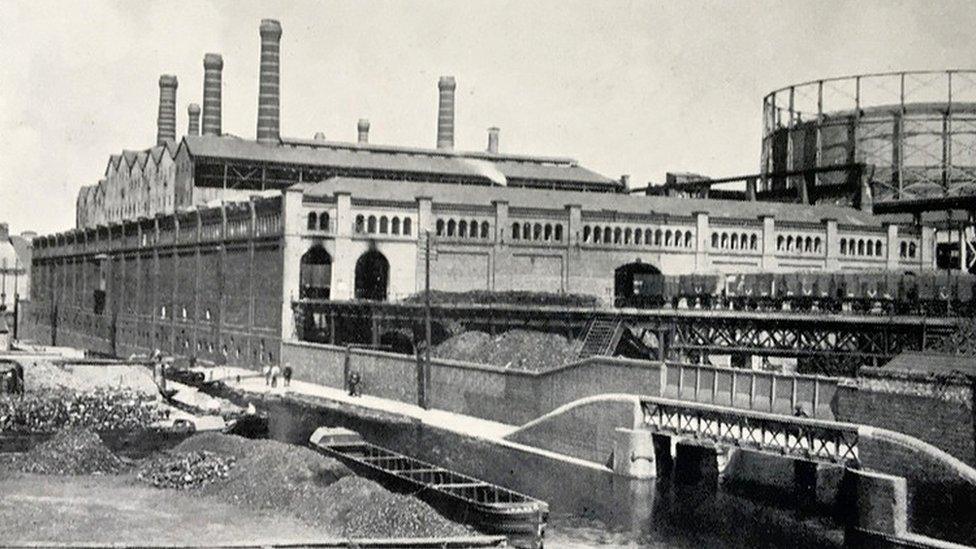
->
(279, 186, 304, 341)
(884, 223, 898, 270)
(332, 192, 354, 300)
(823, 217, 839, 271)
(760, 215, 777, 271)
(694, 211, 709, 272)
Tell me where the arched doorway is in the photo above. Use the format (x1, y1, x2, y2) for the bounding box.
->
(614, 261, 662, 307)
(300, 246, 332, 299)
(355, 250, 389, 301)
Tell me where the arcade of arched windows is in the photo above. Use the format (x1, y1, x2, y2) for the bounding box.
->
(839, 237, 884, 258)
(353, 214, 413, 236)
(306, 210, 333, 232)
(436, 217, 493, 240)
(775, 234, 823, 255)
(711, 230, 760, 252)
(510, 221, 563, 242)
(898, 240, 919, 259)
(582, 224, 693, 249)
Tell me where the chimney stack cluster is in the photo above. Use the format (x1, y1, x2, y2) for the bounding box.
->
(156, 75, 178, 145)
(257, 19, 282, 144)
(187, 103, 201, 136)
(487, 127, 500, 154)
(358, 119, 370, 144)
(436, 76, 456, 150)
(202, 53, 223, 136)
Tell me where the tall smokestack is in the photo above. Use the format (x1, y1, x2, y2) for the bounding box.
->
(436, 76, 456, 149)
(358, 119, 370, 144)
(156, 75, 178, 145)
(187, 103, 201, 136)
(202, 53, 223, 136)
(257, 19, 282, 144)
(487, 127, 500, 154)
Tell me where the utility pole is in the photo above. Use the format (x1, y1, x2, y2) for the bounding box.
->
(422, 230, 432, 409)
(12, 259, 18, 340)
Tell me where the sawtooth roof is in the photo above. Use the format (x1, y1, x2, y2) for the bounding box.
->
(302, 177, 886, 225)
(181, 135, 616, 187)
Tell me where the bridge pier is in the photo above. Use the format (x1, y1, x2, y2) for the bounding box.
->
(673, 440, 719, 489)
(793, 459, 819, 514)
(842, 469, 908, 544)
(612, 428, 656, 479)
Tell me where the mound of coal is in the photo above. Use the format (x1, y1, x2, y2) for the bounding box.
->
(17, 428, 123, 475)
(173, 433, 471, 538)
(137, 450, 236, 489)
(0, 388, 164, 433)
(433, 329, 582, 371)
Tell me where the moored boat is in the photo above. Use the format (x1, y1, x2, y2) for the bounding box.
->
(310, 427, 549, 549)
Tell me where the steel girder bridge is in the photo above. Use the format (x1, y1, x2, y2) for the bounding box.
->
(292, 299, 961, 374)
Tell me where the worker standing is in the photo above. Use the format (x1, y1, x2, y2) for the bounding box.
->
(269, 363, 281, 389)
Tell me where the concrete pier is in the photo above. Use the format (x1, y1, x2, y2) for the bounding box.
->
(612, 428, 656, 479)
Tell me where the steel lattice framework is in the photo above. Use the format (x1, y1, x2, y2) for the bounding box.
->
(761, 70, 976, 204)
(639, 397, 860, 466)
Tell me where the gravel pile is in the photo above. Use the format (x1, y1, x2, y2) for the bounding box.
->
(0, 388, 164, 433)
(433, 329, 582, 371)
(172, 433, 472, 538)
(23, 361, 158, 395)
(137, 450, 236, 489)
(15, 428, 124, 475)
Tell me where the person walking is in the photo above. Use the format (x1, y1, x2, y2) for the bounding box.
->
(262, 364, 272, 386)
(269, 363, 281, 388)
(282, 364, 292, 387)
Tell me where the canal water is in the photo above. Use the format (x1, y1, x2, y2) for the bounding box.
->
(251, 396, 845, 548)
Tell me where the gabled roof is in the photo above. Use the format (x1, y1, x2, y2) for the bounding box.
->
(302, 177, 886, 226)
(181, 135, 615, 187)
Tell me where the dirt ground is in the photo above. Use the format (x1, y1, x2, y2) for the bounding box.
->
(0, 472, 344, 545)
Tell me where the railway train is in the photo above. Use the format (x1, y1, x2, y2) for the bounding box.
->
(615, 270, 976, 316)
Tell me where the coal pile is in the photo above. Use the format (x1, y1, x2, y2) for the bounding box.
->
(406, 289, 600, 308)
(138, 450, 236, 489)
(15, 428, 124, 475)
(172, 433, 471, 538)
(0, 388, 164, 433)
(433, 329, 582, 371)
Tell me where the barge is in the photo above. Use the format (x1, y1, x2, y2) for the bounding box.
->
(310, 427, 549, 549)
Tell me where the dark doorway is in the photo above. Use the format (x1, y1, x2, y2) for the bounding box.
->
(614, 261, 662, 307)
(355, 250, 389, 301)
(300, 246, 332, 299)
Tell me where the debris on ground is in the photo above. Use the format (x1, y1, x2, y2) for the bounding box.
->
(137, 450, 236, 489)
(14, 428, 124, 475)
(405, 289, 601, 308)
(433, 329, 583, 371)
(22, 360, 158, 395)
(0, 388, 165, 433)
(171, 433, 472, 538)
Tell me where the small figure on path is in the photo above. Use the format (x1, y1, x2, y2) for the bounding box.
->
(270, 363, 281, 388)
(282, 364, 292, 387)
(263, 364, 272, 386)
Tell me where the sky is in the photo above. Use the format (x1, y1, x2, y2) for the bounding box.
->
(2, 0, 976, 235)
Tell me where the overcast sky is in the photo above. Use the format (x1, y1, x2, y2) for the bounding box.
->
(2, 0, 975, 235)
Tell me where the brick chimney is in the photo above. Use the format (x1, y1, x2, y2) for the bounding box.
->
(358, 119, 370, 144)
(156, 75, 178, 145)
(487, 127, 500, 154)
(187, 103, 201, 136)
(202, 53, 223, 136)
(257, 19, 282, 144)
(436, 76, 456, 149)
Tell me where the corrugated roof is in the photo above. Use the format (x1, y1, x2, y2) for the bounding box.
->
(303, 177, 886, 225)
(182, 135, 615, 186)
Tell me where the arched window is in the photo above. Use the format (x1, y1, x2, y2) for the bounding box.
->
(634, 229, 642, 245)
(524, 223, 532, 240)
(447, 219, 456, 237)
(857, 239, 865, 256)
(900, 241, 907, 257)
(804, 237, 812, 253)
(367, 215, 377, 233)
(470, 219, 479, 238)
(645, 228, 653, 245)
(403, 217, 412, 235)
(777, 235, 784, 251)
(840, 239, 847, 255)
(379, 216, 389, 234)
(685, 232, 694, 248)
(875, 240, 883, 256)
(436, 219, 445, 236)
(594, 226, 602, 243)
(512, 223, 521, 240)
(481, 221, 490, 239)
(355, 214, 365, 233)
(544, 224, 553, 241)
(750, 234, 758, 250)
(624, 228, 632, 244)
(583, 226, 591, 242)
(534, 223, 543, 240)
(307, 212, 317, 230)
(720, 233, 728, 249)
(391, 217, 400, 235)
(814, 237, 822, 253)
(458, 220, 467, 238)
(614, 227, 622, 244)
(712, 233, 719, 248)
(909, 242, 917, 258)
(604, 227, 612, 243)
(730, 233, 738, 250)
(319, 212, 330, 231)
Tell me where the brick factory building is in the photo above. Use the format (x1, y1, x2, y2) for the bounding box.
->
(23, 19, 939, 369)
